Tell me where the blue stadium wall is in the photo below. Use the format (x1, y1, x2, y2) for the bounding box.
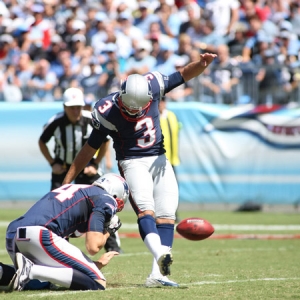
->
(1, 102, 300, 204)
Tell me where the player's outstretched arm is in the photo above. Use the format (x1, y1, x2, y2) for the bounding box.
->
(63, 142, 97, 184)
(180, 53, 217, 82)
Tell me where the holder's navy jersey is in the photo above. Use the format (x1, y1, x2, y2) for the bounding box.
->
(7, 184, 117, 238)
(89, 71, 184, 160)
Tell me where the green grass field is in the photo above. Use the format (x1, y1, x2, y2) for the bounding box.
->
(0, 207, 299, 299)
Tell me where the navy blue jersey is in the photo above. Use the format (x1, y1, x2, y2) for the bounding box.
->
(89, 71, 184, 160)
(7, 184, 117, 238)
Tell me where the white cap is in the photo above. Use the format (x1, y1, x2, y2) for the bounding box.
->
(63, 88, 85, 106)
(71, 33, 86, 43)
(72, 19, 86, 31)
(51, 34, 62, 44)
(31, 4, 44, 13)
(174, 57, 187, 67)
(118, 11, 132, 20)
(139, 1, 149, 8)
(105, 42, 117, 52)
(0, 34, 13, 43)
(95, 11, 107, 22)
(137, 39, 152, 52)
(279, 30, 291, 39)
(280, 20, 293, 32)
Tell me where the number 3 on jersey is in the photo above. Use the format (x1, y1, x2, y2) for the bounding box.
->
(136, 117, 156, 148)
(53, 184, 88, 202)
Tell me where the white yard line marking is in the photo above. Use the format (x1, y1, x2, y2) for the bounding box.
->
(1, 222, 299, 231)
(120, 224, 300, 231)
(25, 290, 94, 297)
(119, 251, 150, 257)
(25, 277, 300, 297)
(186, 278, 300, 286)
(2, 171, 300, 183)
(213, 225, 300, 230)
(0, 247, 294, 258)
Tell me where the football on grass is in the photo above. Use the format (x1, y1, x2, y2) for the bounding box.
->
(176, 217, 214, 241)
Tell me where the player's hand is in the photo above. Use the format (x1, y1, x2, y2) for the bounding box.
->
(199, 53, 217, 67)
(105, 215, 122, 235)
(95, 251, 119, 269)
(52, 163, 66, 175)
(83, 165, 98, 176)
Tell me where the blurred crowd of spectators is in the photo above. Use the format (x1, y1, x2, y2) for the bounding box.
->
(0, 0, 300, 105)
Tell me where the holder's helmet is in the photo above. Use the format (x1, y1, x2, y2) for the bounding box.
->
(93, 173, 129, 212)
(119, 74, 152, 121)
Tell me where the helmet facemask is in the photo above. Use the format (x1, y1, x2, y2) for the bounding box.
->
(115, 197, 125, 212)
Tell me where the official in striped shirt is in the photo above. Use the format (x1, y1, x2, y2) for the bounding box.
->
(38, 88, 107, 190)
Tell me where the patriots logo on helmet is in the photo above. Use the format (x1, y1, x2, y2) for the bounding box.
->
(92, 117, 100, 130)
(121, 83, 126, 95)
(122, 181, 129, 196)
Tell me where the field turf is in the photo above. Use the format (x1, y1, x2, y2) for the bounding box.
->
(0, 207, 299, 299)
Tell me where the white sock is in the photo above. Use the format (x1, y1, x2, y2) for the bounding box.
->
(161, 245, 171, 253)
(144, 233, 164, 261)
(30, 265, 73, 288)
(150, 245, 171, 276)
(151, 257, 161, 276)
